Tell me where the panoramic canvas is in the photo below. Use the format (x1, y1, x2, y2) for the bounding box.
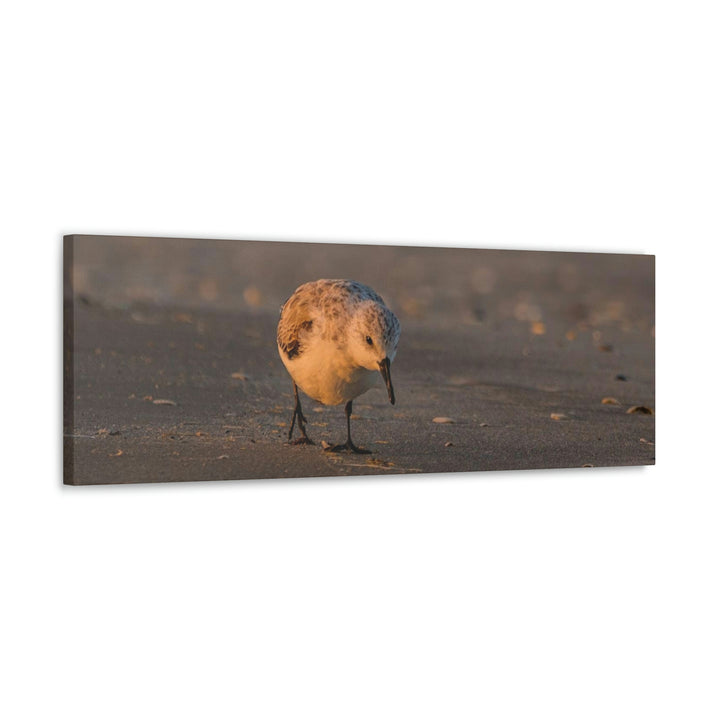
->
(63, 235, 655, 484)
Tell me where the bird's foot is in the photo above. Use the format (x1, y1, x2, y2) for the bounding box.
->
(324, 441, 371, 455)
(289, 436, 315, 446)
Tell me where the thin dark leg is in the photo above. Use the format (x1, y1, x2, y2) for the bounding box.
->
(288, 382, 314, 445)
(326, 400, 371, 454)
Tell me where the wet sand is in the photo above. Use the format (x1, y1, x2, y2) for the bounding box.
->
(64, 236, 654, 484)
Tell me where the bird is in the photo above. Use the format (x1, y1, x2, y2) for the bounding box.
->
(277, 279, 400, 453)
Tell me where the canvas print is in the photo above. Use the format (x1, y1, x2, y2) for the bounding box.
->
(63, 235, 655, 484)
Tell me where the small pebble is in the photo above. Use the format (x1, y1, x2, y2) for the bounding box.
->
(550, 413, 568, 421)
(444, 441, 454, 447)
(433, 417, 455, 424)
(602, 397, 621, 405)
(153, 398, 176, 406)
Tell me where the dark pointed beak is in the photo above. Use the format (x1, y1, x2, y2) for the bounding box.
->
(378, 357, 395, 405)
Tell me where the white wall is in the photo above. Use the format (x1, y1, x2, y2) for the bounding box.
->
(2, 2, 717, 718)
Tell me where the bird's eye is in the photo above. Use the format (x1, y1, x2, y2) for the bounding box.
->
(366, 336, 373, 346)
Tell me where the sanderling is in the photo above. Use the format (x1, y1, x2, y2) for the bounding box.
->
(277, 279, 401, 454)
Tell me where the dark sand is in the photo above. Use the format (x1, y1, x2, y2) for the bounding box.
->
(64, 236, 654, 484)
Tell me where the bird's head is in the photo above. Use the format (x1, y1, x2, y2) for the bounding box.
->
(348, 302, 401, 404)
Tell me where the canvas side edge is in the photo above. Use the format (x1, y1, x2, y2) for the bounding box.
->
(63, 235, 78, 484)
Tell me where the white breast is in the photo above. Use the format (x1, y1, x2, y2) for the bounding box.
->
(280, 339, 379, 406)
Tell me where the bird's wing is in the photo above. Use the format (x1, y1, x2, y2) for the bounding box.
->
(277, 291, 314, 360)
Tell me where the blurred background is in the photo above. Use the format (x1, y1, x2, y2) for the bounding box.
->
(68, 234, 654, 339)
